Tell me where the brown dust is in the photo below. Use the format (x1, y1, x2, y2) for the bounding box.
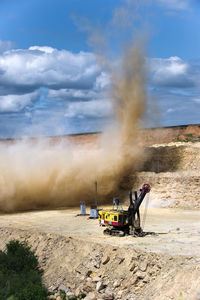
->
(0, 44, 147, 212)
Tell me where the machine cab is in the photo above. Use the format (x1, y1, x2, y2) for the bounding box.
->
(98, 210, 127, 227)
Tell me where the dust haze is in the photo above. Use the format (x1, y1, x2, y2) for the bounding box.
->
(0, 41, 148, 212)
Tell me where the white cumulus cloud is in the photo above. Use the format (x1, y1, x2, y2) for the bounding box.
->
(0, 91, 39, 112)
(0, 46, 100, 94)
(0, 45, 112, 118)
(29, 46, 55, 53)
(150, 56, 195, 88)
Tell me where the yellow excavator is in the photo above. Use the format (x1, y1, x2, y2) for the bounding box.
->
(98, 184, 151, 237)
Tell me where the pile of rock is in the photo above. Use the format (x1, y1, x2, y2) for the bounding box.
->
(45, 248, 165, 300)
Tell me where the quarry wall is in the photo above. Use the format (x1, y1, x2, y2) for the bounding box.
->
(48, 124, 200, 146)
(67, 124, 200, 146)
(1, 124, 199, 146)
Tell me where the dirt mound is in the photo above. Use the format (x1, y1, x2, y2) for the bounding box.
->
(0, 227, 199, 300)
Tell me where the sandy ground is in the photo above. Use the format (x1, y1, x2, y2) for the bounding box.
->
(1, 207, 200, 257)
(1, 207, 200, 299)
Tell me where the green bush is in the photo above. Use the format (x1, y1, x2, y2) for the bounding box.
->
(0, 240, 48, 300)
(184, 133, 193, 138)
(1, 240, 38, 272)
(15, 282, 48, 300)
(60, 290, 66, 300)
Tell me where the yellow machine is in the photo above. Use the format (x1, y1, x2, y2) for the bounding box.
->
(98, 184, 151, 237)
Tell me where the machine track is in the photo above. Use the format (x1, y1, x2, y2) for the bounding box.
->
(103, 228, 125, 237)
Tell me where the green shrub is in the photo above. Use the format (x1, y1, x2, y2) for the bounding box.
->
(0, 240, 38, 273)
(184, 133, 193, 138)
(176, 137, 184, 142)
(0, 240, 48, 300)
(78, 294, 86, 299)
(60, 290, 66, 300)
(15, 282, 47, 300)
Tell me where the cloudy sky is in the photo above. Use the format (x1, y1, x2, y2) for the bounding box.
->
(0, 0, 200, 138)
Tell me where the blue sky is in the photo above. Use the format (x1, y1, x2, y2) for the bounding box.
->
(0, 0, 200, 138)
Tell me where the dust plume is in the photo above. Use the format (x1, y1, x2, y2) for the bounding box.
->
(0, 43, 147, 212)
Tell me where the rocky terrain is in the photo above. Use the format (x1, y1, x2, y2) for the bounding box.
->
(0, 202, 200, 300)
(0, 226, 200, 300)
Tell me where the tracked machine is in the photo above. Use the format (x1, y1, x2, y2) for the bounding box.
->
(98, 184, 151, 237)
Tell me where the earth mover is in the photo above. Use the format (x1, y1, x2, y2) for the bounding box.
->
(98, 184, 151, 237)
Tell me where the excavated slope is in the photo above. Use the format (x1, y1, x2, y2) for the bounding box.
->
(134, 142, 200, 209)
(0, 227, 200, 300)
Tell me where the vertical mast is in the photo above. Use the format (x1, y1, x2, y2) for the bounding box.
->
(95, 181, 98, 207)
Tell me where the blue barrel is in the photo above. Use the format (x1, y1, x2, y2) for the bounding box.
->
(90, 207, 99, 218)
(80, 202, 86, 215)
